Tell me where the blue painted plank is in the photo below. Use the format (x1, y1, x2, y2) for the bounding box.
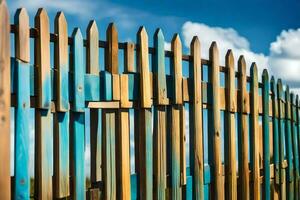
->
(186, 176, 193, 200)
(14, 60, 30, 200)
(84, 74, 100, 101)
(100, 71, 112, 101)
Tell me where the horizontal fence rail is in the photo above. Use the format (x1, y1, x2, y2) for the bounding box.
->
(1, 1, 300, 199)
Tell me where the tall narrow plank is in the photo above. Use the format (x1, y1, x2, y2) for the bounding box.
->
(102, 110, 116, 199)
(54, 12, 69, 112)
(238, 56, 249, 200)
(189, 36, 204, 199)
(171, 34, 183, 104)
(124, 42, 135, 73)
(137, 27, 153, 199)
(180, 105, 186, 186)
(116, 110, 131, 200)
(70, 28, 86, 200)
(170, 33, 183, 199)
(153, 29, 167, 200)
(250, 63, 260, 200)
(53, 12, 70, 198)
(296, 95, 300, 198)
(34, 9, 53, 200)
(270, 77, 280, 195)
(137, 27, 151, 108)
(291, 93, 299, 199)
(106, 23, 118, 74)
(87, 21, 102, 195)
(277, 79, 286, 199)
(285, 86, 294, 200)
(262, 69, 270, 200)
(225, 50, 237, 200)
(14, 8, 30, 200)
(209, 42, 223, 199)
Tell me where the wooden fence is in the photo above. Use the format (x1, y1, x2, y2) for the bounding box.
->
(0, 1, 299, 199)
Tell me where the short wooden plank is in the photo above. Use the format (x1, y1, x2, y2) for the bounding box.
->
(35, 8, 51, 109)
(137, 27, 151, 108)
(15, 8, 30, 63)
(171, 34, 183, 104)
(106, 23, 118, 74)
(285, 86, 294, 200)
(209, 42, 223, 199)
(116, 110, 131, 199)
(262, 69, 270, 200)
(291, 93, 299, 199)
(153, 28, 167, 200)
(250, 63, 260, 200)
(225, 50, 237, 200)
(14, 60, 31, 200)
(54, 12, 69, 112)
(86, 20, 99, 74)
(34, 8, 53, 200)
(277, 79, 286, 199)
(189, 36, 204, 199)
(238, 56, 250, 200)
(124, 42, 135, 73)
(70, 28, 86, 200)
(102, 110, 116, 199)
(153, 29, 168, 105)
(120, 74, 131, 108)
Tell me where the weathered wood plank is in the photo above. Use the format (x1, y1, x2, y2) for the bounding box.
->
(87, 20, 99, 74)
(285, 86, 294, 200)
(210, 42, 223, 199)
(189, 36, 204, 199)
(54, 12, 69, 112)
(291, 93, 299, 199)
(238, 56, 249, 200)
(180, 105, 186, 186)
(120, 74, 131, 108)
(262, 69, 270, 200)
(153, 28, 167, 200)
(14, 8, 30, 200)
(116, 110, 131, 199)
(106, 23, 118, 74)
(250, 63, 260, 200)
(171, 34, 183, 104)
(34, 8, 53, 200)
(137, 27, 151, 108)
(225, 50, 237, 200)
(277, 79, 286, 199)
(124, 42, 135, 73)
(70, 28, 86, 200)
(102, 110, 116, 199)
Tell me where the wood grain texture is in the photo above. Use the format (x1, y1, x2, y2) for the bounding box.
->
(15, 8, 30, 62)
(171, 34, 183, 104)
(54, 12, 69, 112)
(189, 36, 204, 199)
(124, 42, 135, 73)
(225, 50, 237, 200)
(209, 42, 223, 200)
(238, 56, 249, 200)
(250, 63, 260, 200)
(106, 23, 118, 74)
(102, 110, 116, 200)
(262, 69, 270, 200)
(116, 110, 131, 200)
(35, 8, 51, 109)
(137, 27, 151, 108)
(87, 20, 99, 74)
(285, 86, 294, 200)
(277, 79, 286, 199)
(120, 74, 131, 108)
(153, 29, 168, 105)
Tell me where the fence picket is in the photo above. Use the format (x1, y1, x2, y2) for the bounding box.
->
(238, 56, 250, 200)
(71, 28, 86, 200)
(153, 28, 167, 200)
(189, 36, 204, 199)
(34, 8, 53, 200)
(14, 8, 30, 200)
(225, 50, 237, 200)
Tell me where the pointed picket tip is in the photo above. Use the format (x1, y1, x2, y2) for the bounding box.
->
(191, 36, 200, 47)
(72, 27, 82, 39)
(262, 69, 269, 80)
(138, 26, 148, 38)
(171, 33, 181, 45)
(107, 22, 117, 35)
(250, 62, 258, 75)
(225, 49, 234, 66)
(55, 11, 67, 25)
(270, 76, 275, 83)
(285, 85, 290, 102)
(226, 49, 233, 60)
(154, 28, 164, 40)
(35, 8, 49, 20)
(15, 7, 29, 22)
(87, 20, 98, 35)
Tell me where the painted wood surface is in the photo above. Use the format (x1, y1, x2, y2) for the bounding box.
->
(210, 42, 223, 200)
(189, 36, 204, 199)
(225, 50, 237, 200)
(238, 56, 250, 200)
(262, 69, 270, 200)
(250, 63, 260, 200)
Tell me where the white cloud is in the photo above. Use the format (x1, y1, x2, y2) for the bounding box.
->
(181, 21, 300, 93)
